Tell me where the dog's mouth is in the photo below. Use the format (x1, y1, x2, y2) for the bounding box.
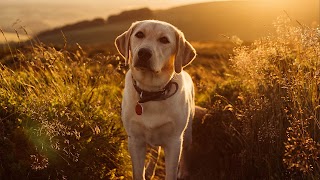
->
(134, 66, 161, 74)
(133, 61, 161, 74)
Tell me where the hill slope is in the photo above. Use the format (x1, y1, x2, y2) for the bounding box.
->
(36, 0, 319, 45)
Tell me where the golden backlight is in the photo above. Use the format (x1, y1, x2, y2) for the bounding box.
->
(0, 0, 320, 179)
(1, 0, 318, 43)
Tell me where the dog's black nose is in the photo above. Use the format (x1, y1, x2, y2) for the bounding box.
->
(135, 48, 152, 69)
(138, 48, 152, 61)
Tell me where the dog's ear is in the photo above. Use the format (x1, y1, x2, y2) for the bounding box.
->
(174, 30, 196, 73)
(115, 22, 138, 66)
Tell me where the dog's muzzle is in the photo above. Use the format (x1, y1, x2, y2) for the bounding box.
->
(134, 48, 152, 70)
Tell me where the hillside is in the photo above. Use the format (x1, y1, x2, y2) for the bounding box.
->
(35, 0, 319, 45)
(1, 16, 320, 179)
(154, 0, 318, 41)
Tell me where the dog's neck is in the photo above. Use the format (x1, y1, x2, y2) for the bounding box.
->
(131, 70, 175, 92)
(133, 77, 173, 92)
(132, 77, 178, 103)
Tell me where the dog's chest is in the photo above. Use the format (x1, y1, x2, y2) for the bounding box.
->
(132, 100, 176, 127)
(126, 100, 182, 146)
(138, 115, 175, 146)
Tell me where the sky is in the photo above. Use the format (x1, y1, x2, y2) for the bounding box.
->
(1, 0, 221, 44)
(0, 0, 219, 34)
(1, 0, 319, 43)
(1, 0, 217, 9)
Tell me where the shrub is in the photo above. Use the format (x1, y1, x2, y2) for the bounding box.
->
(189, 16, 320, 179)
(0, 44, 131, 179)
(229, 16, 320, 178)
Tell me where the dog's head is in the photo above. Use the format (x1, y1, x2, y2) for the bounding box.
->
(115, 20, 196, 88)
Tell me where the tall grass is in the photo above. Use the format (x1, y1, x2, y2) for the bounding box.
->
(231, 15, 320, 177)
(1, 15, 319, 179)
(235, 16, 317, 178)
(0, 43, 131, 179)
(188, 16, 320, 179)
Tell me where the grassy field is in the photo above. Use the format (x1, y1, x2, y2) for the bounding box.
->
(0, 16, 319, 179)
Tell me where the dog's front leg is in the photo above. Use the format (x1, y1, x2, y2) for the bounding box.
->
(128, 136, 147, 180)
(164, 138, 182, 180)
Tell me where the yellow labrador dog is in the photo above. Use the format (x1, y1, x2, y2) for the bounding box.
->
(115, 20, 196, 180)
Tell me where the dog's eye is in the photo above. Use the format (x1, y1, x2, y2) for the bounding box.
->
(159, 37, 170, 44)
(135, 31, 145, 39)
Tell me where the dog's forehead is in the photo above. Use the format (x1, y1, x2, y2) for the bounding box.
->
(135, 21, 176, 36)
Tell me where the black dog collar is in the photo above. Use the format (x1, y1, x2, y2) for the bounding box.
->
(132, 77, 178, 115)
(132, 77, 179, 104)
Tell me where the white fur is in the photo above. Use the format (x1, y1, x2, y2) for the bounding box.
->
(115, 20, 196, 180)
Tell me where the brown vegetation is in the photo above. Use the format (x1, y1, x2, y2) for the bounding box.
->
(0, 16, 319, 179)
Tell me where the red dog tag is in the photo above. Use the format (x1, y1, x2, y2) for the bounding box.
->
(135, 102, 143, 115)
